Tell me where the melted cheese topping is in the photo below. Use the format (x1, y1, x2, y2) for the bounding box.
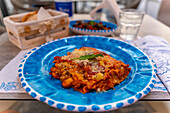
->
(50, 47, 131, 93)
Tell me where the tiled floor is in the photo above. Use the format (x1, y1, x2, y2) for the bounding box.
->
(2, 101, 170, 113)
(1, 101, 151, 113)
(148, 101, 170, 113)
(0, 101, 16, 112)
(0, 26, 5, 35)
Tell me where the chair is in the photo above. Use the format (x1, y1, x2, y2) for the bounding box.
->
(157, 0, 170, 26)
(0, 8, 6, 35)
(117, 0, 141, 9)
(90, 0, 141, 23)
(137, 0, 162, 19)
(11, 0, 55, 14)
(11, 0, 38, 14)
(0, 26, 5, 35)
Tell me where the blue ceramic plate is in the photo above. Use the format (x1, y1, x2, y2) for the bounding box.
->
(18, 35, 156, 112)
(69, 20, 117, 36)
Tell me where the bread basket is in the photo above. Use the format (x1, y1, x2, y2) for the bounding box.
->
(3, 9, 69, 49)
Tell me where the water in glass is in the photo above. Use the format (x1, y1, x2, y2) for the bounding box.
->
(119, 9, 144, 41)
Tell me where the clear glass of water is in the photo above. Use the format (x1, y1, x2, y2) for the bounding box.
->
(118, 9, 145, 41)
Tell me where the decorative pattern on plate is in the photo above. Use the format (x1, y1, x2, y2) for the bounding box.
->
(69, 20, 117, 36)
(18, 35, 156, 112)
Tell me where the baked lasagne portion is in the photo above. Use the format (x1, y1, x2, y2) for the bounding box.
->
(50, 47, 131, 93)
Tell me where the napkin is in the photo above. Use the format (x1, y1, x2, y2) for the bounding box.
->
(38, 7, 52, 20)
(134, 35, 170, 92)
(0, 36, 169, 93)
(90, 0, 120, 23)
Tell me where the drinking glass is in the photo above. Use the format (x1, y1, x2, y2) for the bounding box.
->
(55, 0, 73, 17)
(118, 9, 145, 41)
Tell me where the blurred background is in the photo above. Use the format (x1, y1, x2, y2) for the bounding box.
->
(0, 0, 170, 113)
(0, 0, 170, 35)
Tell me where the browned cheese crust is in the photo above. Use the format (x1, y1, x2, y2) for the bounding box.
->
(50, 47, 131, 93)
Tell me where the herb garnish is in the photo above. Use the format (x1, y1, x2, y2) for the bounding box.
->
(71, 54, 104, 60)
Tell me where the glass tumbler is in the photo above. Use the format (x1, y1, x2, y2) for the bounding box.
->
(118, 9, 145, 41)
(55, 0, 73, 17)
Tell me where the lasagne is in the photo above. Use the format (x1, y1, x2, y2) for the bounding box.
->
(49, 47, 131, 94)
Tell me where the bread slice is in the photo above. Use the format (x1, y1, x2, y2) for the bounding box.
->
(21, 11, 38, 22)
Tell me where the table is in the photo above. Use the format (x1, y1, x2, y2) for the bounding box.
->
(0, 14, 170, 100)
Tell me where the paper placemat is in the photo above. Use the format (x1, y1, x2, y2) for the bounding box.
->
(0, 36, 169, 93)
(0, 50, 29, 93)
(134, 35, 170, 92)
